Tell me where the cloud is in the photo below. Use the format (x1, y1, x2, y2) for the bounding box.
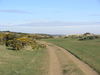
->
(1, 21, 100, 27)
(0, 9, 32, 14)
(16, 21, 100, 27)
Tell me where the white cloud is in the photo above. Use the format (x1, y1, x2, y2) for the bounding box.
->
(0, 9, 32, 14)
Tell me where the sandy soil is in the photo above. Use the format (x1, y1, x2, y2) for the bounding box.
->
(47, 45, 63, 75)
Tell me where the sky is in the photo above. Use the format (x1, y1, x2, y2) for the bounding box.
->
(0, 0, 100, 34)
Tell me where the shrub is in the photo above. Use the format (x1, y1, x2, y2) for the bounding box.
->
(0, 32, 47, 50)
(7, 37, 46, 50)
(78, 35, 97, 40)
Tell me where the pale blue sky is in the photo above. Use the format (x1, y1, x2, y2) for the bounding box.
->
(0, 0, 100, 34)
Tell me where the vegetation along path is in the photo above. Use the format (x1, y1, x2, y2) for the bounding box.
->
(45, 42, 99, 75)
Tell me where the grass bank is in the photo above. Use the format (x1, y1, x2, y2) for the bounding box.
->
(0, 45, 49, 75)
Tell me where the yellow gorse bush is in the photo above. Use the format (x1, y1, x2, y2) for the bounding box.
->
(0, 32, 46, 50)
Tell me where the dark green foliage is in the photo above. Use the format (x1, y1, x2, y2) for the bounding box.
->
(6, 39, 23, 50)
(0, 33, 17, 46)
(67, 33, 100, 41)
(78, 35, 98, 41)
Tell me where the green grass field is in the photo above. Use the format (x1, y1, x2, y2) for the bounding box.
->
(44, 38, 100, 73)
(0, 45, 49, 75)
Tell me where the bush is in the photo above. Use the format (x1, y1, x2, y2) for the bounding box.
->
(7, 37, 46, 50)
(0, 33, 5, 45)
(78, 35, 97, 40)
(0, 32, 47, 50)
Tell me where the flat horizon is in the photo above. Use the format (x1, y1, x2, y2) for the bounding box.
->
(0, 0, 100, 34)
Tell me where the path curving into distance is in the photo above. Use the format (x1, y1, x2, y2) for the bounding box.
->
(46, 42, 99, 75)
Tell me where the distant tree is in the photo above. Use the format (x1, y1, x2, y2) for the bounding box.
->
(83, 32, 91, 36)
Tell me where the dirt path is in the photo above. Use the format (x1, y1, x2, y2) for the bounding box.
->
(47, 45, 63, 75)
(46, 42, 99, 75)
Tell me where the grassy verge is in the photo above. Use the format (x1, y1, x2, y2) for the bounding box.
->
(0, 45, 49, 75)
(43, 38, 100, 73)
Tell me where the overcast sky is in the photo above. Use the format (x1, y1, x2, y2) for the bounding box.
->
(0, 0, 100, 34)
